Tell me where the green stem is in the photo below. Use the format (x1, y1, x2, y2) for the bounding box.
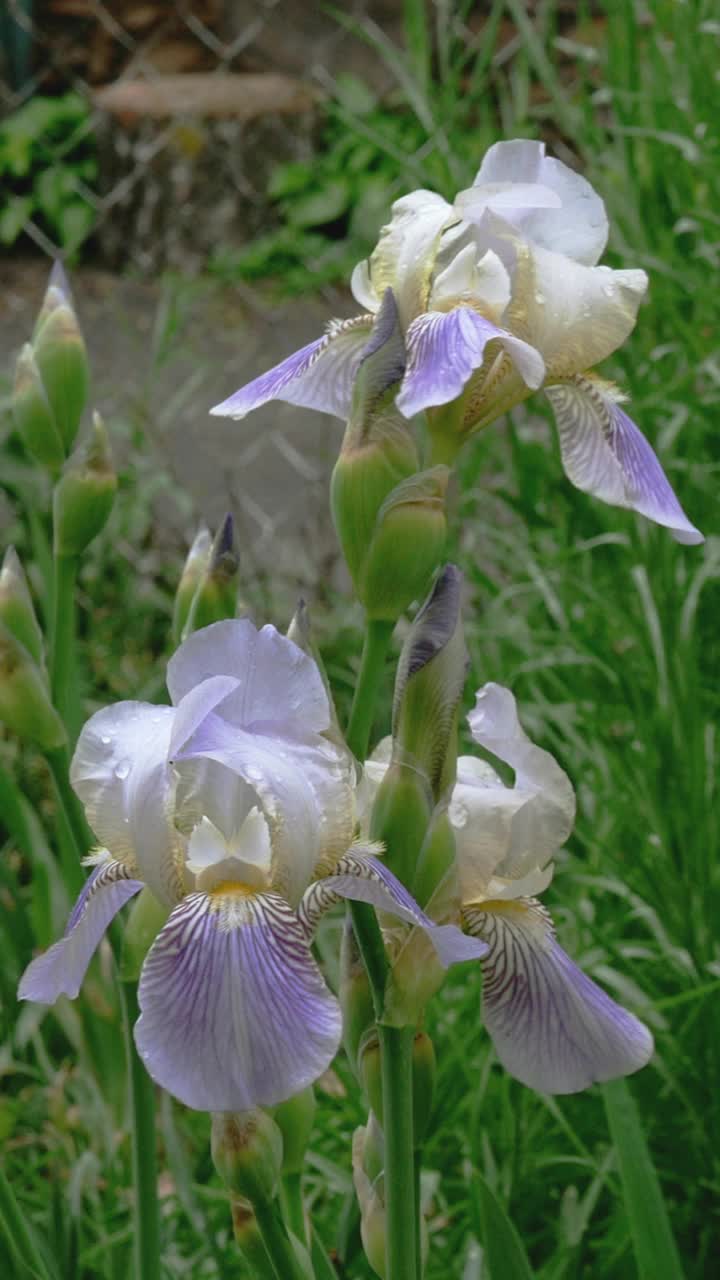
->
(346, 618, 393, 762)
(121, 981, 161, 1280)
(281, 1172, 307, 1249)
(45, 746, 86, 892)
(310, 1226, 341, 1280)
(0, 760, 36, 860)
(379, 1025, 418, 1280)
(252, 1198, 310, 1280)
(49, 552, 78, 728)
(0, 1162, 53, 1280)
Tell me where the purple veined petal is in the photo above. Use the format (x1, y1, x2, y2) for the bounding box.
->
(464, 898, 654, 1094)
(396, 308, 544, 420)
(298, 849, 487, 967)
(166, 619, 332, 738)
(175, 711, 354, 905)
(71, 702, 182, 906)
(546, 377, 703, 544)
(18, 858, 143, 1003)
(209, 316, 373, 421)
(135, 888, 341, 1110)
(467, 140, 608, 266)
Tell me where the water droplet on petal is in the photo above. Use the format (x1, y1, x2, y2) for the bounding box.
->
(114, 760, 131, 780)
(101, 735, 111, 745)
(534, 291, 545, 305)
(602, 284, 615, 297)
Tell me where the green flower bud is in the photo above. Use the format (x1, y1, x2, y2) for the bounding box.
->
(361, 466, 450, 622)
(361, 1112, 385, 1183)
(331, 292, 418, 594)
(340, 917, 374, 1074)
(0, 547, 44, 668)
(53, 413, 116, 557)
(352, 1126, 387, 1280)
(411, 1030, 436, 1146)
(172, 526, 211, 646)
(392, 564, 468, 802)
(230, 1199, 271, 1265)
(272, 1088, 316, 1176)
(119, 888, 170, 981)
(183, 513, 241, 636)
(32, 267, 89, 451)
(12, 344, 66, 471)
(359, 1030, 383, 1126)
(211, 1109, 283, 1206)
(0, 622, 66, 749)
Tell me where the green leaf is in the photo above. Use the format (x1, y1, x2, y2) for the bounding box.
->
(286, 177, 351, 228)
(473, 1172, 535, 1280)
(0, 195, 33, 245)
(603, 1079, 684, 1280)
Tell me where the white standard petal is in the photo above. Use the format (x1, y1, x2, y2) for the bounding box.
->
(366, 189, 458, 324)
(175, 711, 354, 905)
(135, 889, 342, 1111)
(467, 139, 608, 265)
(70, 702, 183, 906)
(545, 376, 703, 544)
(210, 316, 373, 421)
(464, 898, 654, 1094)
(167, 619, 332, 738)
(462, 684, 575, 885)
(508, 240, 648, 378)
(351, 258, 380, 313)
(18, 857, 143, 1003)
(429, 246, 511, 322)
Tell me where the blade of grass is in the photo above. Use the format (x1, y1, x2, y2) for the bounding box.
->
(472, 1170, 535, 1280)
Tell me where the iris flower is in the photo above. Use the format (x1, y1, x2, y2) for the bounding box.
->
(19, 620, 483, 1110)
(211, 139, 701, 544)
(365, 682, 654, 1094)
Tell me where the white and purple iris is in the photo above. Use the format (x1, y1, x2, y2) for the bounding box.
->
(365, 682, 654, 1094)
(211, 139, 701, 545)
(18, 619, 483, 1111)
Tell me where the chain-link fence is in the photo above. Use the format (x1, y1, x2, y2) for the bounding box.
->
(0, 2, 420, 594)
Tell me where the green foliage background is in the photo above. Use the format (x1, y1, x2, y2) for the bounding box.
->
(1, 2, 718, 1277)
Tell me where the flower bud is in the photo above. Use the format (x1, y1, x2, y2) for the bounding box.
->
(412, 807, 457, 908)
(361, 466, 450, 622)
(369, 759, 433, 890)
(340, 917, 375, 1074)
(230, 1199, 272, 1268)
(359, 1030, 383, 1126)
(172, 526, 212, 646)
(331, 291, 418, 595)
(12, 344, 66, 471)
(183, 513, 241, 636)
(211, 1109, 283, 1206)
(0, 547, 44, 668)
(32, 265, 89, 452)
(392, 564, 468, 803)
(272, 1088, 316, 1176)
(359, 1028, 436, 1144)
(119, 888, 170, 981)
(0, 622, 66, 749)
(53, 413, 116, 557)
(352, 1126, 387, 1279)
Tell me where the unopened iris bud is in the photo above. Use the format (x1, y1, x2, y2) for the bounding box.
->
(359, 1030, 383, 1125)
(211, 1109, 283, 1206)
(331, 291, 418, 593)
(272, 1088, 316, 1176)
(53, 413, 116, 557)
(172, 526, 212, 646)
(359, 1028, 436, 1144)
(0, 547, 44, 668)
(0, 622, 66, 749)
(361, 466, 450, 621)
(369, 760, 433, 890)
(119, 888, 170, 981)
(413, 807, 457, 908)
(340, 918, 374, 1074)
(12, 344, 66, 471)
(183, 513, 241, 636)
(32, 264, 89, 452)
(352, 1126, 387, 1279)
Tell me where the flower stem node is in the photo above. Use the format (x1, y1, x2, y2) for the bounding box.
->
(32, 271, 89, 452)
(0, 547, 44, 669)
(211, 1109, 283, 1207)
(53, 412, 117, 557)
(0, 622, 66, 749)
(12, 344, 66, 471)
(272, 1088, 316, 1176)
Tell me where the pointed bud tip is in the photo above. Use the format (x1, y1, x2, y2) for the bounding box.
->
(209, 512, 239, 578)
(406, 564, 464, 678)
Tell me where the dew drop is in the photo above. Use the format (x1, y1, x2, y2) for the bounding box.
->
(534, 291, 545, 305)
(602, 284, 615, 297)
(114, 760, 131, 780)
(101, 735, 111, 745)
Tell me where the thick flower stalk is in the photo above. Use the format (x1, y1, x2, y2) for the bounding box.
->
(18, 618, 482, 1111)
(367, 681, 654, 1094)
(211, 139, 701, 545)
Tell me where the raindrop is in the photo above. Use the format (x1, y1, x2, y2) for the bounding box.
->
(602, 284, 615, 297)
(101, 735, 111, 745)
(114, 761, 130, 780)
(534, 291, 545, 305)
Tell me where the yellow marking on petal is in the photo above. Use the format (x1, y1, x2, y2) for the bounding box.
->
(208, 880, 258, 900)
